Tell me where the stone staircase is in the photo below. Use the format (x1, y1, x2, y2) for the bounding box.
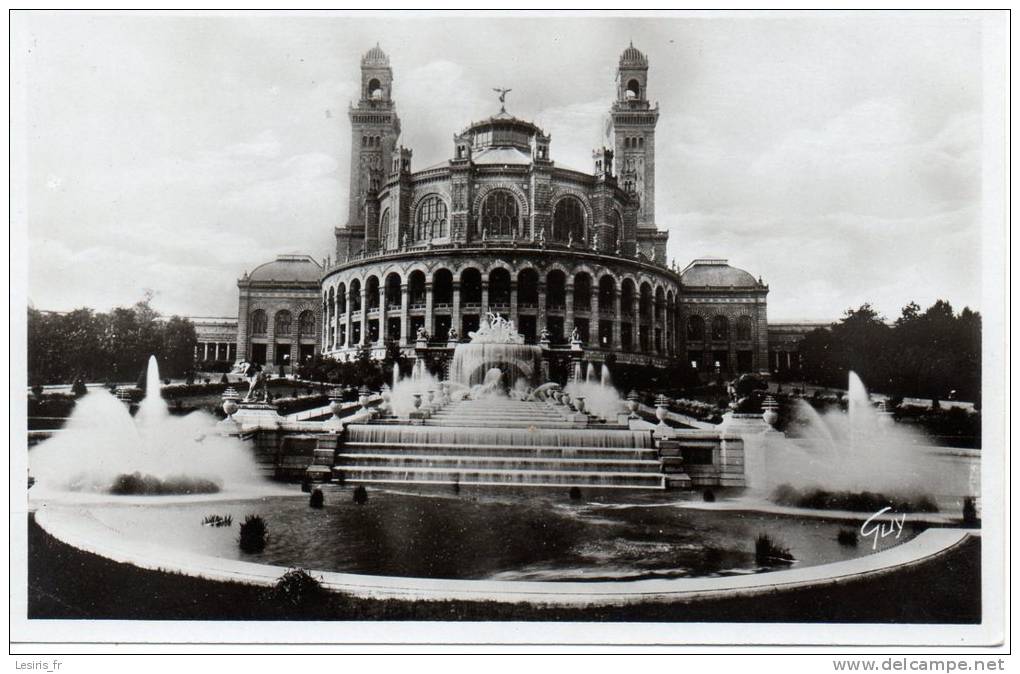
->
(334, 399, 665, 489)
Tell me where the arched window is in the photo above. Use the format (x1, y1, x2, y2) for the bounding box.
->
(379, 208, 390, 248)
(415, 196, 447, 241)
(711, 316, 729, 341)
(299, 310, 316, 336)
(737, 316, 753, 341)
(479, 190, 519, 238)
(250, 309, 267, 336)
(687, 316, 704, 341)
(627, 79, 640, 99)
(552, 197, 586, 244)
(368, 78, 382, 99)
(274, 310, 293, 336)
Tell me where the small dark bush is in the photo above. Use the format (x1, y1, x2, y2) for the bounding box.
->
(202, 514, 233, 527)
(109, 472, 220, 495)
(239, 514, 268, 553)
(31, 384, 44, 398)
(569, 486, 582, 501)
(754, 533, 795, 566)
(837, 529, 859, 546)
(71, 378, 87, 397)
(771, 484, 939, 514)
(353, 486, 368, 505)
(220, 373, 229, 384)
(266, 568, 327, 606)
(452, 477, 460, 495)
(962, 497, 978, 526)
(702, 489, 716, 503)
(309, 488, 324, 509)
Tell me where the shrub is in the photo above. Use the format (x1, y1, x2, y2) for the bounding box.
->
(702, 489, 716, 503)
(31, 384, 44, 398)
(837, 529, 858, 546)
(962, 497, 978, 526)
(353, 486, 368, 504)
(202, 514, 233, 527)
(239, 514, 268, 553)
(71, 378, 87, 397)
(754, 533, 795, 565)
(770, 484, 939, 514)
(220, 373, 229, 384)
(108, 472, 220, 495)
(569, 486, 582, 501)
(309, 488, 324, 509)
(267, 568, 327, 606)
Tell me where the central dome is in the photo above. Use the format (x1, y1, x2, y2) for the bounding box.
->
(461, 113, 546, 155)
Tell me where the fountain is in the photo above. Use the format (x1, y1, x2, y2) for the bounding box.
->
(447, 313, 542, 391)
(30, 355, 263, 495)
(755, 371, 979, 502)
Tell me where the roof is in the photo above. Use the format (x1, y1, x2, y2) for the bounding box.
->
(246, 254, 322, 283)
(680, 258, 760, 288)
(362, 44, 389, 66)
(472, 146, 533, 165)
(619, 42, 648, 67)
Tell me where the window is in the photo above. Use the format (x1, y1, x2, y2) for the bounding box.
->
(250, 310, 267, 336)
(415, 196, 447, 241)
(737, 316, 753, 341)
(274, 310, 293, 336)
(299, 310, 316, 336)
(479, 190, 519, 238)
(711, 316, 729, 341)
(552, 197, 585, 243)
(379, 208, 391, 247)
(687, 315, 705, 341)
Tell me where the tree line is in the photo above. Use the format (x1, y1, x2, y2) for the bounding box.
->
(796, 300, 981, 404)
(27, 296, 198, 386)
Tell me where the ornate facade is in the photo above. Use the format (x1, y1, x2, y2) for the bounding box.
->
(236, 255, 322, 367)
(238, 44, 770, 378)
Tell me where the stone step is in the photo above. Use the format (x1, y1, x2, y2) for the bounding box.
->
(337, 453, 663, 472)
(334, 466, 666, 489)
(342, 441, 658, 460)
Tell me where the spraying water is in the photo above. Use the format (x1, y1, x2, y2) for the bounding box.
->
(30, 356, 264, 495)
(762, 371, 979, 499)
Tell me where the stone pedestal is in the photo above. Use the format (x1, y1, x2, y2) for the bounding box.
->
(231, 402, 281, 431)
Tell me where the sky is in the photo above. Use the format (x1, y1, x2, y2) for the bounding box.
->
(14, 12, 992, 321)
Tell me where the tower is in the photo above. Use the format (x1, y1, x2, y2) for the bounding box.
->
(342, 44, 401, 257)
(608, 43, 659, 228)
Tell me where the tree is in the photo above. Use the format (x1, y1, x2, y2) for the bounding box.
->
(161, 316, 198, 378)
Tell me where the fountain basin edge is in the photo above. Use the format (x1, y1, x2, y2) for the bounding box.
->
(33, 504, 977, 607)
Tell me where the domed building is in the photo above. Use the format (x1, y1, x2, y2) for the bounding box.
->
(237, 43, 770, 380)
(236, 254, 323, 367)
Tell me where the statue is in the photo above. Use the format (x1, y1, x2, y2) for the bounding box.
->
(492, 87, 512, 113)
(416, 326, 429, 341)
(468, 312, 525, 344)
(447, 326, 459, 342)
(238, 360, 268, 402)
(592, 232, 599, 251)
(568, 231, 574, 247)
(571, 326, 581, 343)
(481, 227, 488, 242)
(540, 327, 550, 342)
(401, 232, 408, 248)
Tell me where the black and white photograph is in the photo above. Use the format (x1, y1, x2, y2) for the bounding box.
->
(8, 9, 1009, 655)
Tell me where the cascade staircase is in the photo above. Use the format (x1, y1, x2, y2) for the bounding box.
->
(333, 399, 665, 489)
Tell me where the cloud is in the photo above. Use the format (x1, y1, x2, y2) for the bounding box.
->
(19, 15, 990, 323)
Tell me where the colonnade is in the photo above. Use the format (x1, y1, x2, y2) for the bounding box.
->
(321, 266, 683, 358)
